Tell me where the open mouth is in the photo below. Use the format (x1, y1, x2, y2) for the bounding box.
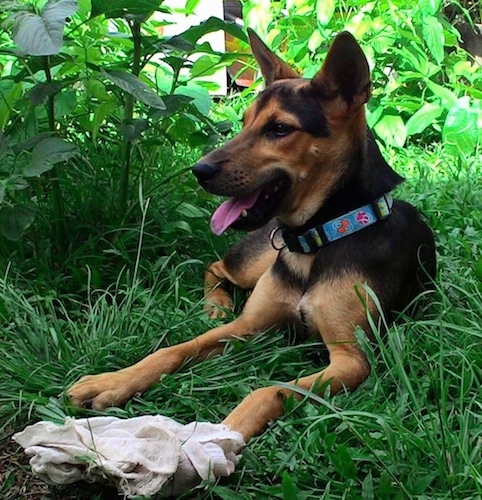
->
(210, 174, 291, 235)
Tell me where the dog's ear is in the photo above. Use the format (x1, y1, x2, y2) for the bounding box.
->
(248, 28, 299, 86)
(312, 32, 371, 116)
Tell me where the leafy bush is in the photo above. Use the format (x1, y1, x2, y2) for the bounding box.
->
(0, 0, 250, 300)
(0, 0, 244, 249)
(243, 0, 482, 154)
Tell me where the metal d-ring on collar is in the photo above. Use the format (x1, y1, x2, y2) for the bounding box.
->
(270, 193, 394, 254)
(269, 226, 286, 250)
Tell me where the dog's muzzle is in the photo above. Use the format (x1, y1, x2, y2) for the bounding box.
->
(192, 163, 219, 186)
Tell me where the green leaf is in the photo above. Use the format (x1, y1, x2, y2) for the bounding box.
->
(422, 16, 444, 64)
(185, 0, 201, 15)
(190, 55, 219, 78)
(427, 81, 458, 110)
(12, 132, 54, 154)
(12, 0, 78, 56)
(174, 84, 211, 116)
(413, 472, 438, 494)
(177, 16, 248, 45)
(92, 101, 118, 140)
(405, 101, 443, 136)
(374, 114, 407, 147)
(0, 204, 36, 241)
(0, 81, 23, 129)
(29, 82, 62, 105)
(0, 184, 5, 205)
(316, 0, 335, 26)
(330, 445, 357, 479)
(90, 0, 166, 19)
(0, 131, 10, 161)
(24, 137, 79, 177)
(362, 471, 374, 500)
(418, 0, 442, 16)
(281, 471, 298, 500)
(442, 97, 479, 157)
(54, 89, 77, 118)
(103, 70, 166, 110)
(176, 202, 206, 219)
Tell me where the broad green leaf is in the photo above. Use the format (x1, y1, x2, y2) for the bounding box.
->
(374, 114, 407, 147)
(0, 81, 23, 129)
(177, 16, 248, 45)
(0, 204, 36, 241)
(12, 132, 54, 154)
(12, 0, 78, 56)
(418, 0, 442, 16)
(427, 81, 457, 110)
(405, 101, 443, 136)
(308, 28, 323, 52)
(24, 137, 78, 177)
(151, 94, 193, 118)
(422, 15, 444, 64)
(442, 97, 479, 157)
(90, 0, 165, 19)
(92, 101, 118, 140)
(174, 83, 210, 116)
(0, 184, 5, 204)
(103, 70, 166, 110)
(4, 175, 29, 192)
(316, 0, 335, 26)
(190, 55, 219, 78)
(54, 89, 77, 118)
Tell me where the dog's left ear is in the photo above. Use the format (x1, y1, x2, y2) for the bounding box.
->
(312, 32, 371, 116)
(248, 28, 299, 86)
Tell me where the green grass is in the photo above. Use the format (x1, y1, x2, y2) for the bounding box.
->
(1, 145, 481, 499)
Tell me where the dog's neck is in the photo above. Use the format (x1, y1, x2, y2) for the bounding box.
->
(276, 128, 403, 257)
(283, 128, 403, 234)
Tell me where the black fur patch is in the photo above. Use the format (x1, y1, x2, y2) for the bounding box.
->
(255, 82, 329, 138)
(273, 253, 307, 291)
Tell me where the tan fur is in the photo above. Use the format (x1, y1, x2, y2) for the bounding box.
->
(68, 31, 393, 447)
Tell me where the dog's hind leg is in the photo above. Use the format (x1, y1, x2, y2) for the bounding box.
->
(204, 224, 278, 318)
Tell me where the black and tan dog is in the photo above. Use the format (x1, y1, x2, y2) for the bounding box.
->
(69, 30, 436, 442)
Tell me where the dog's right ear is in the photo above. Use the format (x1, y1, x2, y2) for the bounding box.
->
(248, 28, 299, 86)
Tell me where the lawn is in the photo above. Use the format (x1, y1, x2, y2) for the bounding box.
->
(1, 144, 481, 499)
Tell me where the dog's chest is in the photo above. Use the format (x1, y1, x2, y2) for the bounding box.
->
(274, 249, 344, 329)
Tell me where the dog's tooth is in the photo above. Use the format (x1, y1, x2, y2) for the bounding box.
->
(274, 185, 280, 192)
(241, 209, 248, 217)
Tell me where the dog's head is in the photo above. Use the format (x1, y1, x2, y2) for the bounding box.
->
(193, 30, 400, 235)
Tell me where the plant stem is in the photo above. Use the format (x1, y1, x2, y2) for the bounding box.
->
(119, 19, 143, 215)
(44, 56, 65, 252)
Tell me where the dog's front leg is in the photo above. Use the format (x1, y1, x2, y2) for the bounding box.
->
(68, 270, 290, 410)
(223, 274, 373, 442)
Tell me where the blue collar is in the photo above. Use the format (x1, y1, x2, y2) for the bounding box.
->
(271, 193, 394, 254)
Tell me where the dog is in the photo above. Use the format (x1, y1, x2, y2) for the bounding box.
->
(69, 30, 436, 443)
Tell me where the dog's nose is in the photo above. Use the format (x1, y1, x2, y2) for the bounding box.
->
(192, 162, 219, 183)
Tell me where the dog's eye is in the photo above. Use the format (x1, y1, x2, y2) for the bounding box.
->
(268, 122, 295, 138)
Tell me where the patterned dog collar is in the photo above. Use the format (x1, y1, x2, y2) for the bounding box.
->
(275, 193, 394, 254)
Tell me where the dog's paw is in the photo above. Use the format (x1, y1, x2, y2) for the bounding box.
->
(68, 369, 144, 410)
(204, 290, 234, 319)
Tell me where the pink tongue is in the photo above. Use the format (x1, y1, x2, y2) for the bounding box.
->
(210, 189, 262, 235)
